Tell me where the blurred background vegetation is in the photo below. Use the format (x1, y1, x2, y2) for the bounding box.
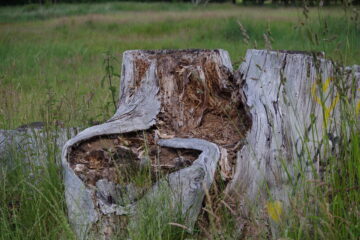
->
(1, 2, 359, 130)
(1, 0, 360, 6)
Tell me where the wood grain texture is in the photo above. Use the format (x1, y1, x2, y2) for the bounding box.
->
(0, 126, 79, 169)
(228, 49, 360, 213)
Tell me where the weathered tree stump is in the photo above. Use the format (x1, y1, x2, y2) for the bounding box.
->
(62, 49, 248, 239)
(62, 49, 359, 239)
(227, 49, 360, 233)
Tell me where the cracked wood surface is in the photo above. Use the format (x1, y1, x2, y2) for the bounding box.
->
(228, 49, 360, 210)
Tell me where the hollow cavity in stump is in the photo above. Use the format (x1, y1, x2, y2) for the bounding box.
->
(69, 131, 202, 188)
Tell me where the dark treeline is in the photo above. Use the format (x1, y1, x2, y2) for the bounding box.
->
(0, 0, 359, 6)
(243, 0, 360, 5)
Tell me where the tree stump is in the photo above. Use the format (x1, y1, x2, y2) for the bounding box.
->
(62, 49, 359, 239)
(227, 49, 360, 232)
(62, 49, 249, 239)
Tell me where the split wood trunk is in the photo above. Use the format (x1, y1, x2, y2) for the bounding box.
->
(62, 49, 359, 239)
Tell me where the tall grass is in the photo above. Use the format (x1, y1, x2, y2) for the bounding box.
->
(1, 3, 359, 129)
(278, 70, 360, 239)
(127, 182, 188, 240)
(273, 4, 360, 240)
(0, 128, 76, 240)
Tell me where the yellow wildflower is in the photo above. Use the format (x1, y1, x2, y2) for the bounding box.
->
(266, 200, 283, 223)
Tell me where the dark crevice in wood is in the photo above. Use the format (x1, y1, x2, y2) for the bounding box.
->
(69, 130, 202, 188)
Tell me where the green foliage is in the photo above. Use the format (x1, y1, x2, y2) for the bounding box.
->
(0, 2, 213, 23)
(0, 3, 359, 129)
(102, 51, 120, 113)
(127, 182, 188, 240)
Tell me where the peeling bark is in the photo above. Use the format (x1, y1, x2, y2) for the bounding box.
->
(62, 49, 248, 239)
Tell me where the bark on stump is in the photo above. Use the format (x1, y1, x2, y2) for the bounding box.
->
(62, 49, 247, 239)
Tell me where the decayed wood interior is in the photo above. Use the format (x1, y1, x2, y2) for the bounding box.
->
(69, 50, 250, 191)
(69, 131, 201, 187)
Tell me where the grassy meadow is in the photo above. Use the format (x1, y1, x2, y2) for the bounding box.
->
(0, 2, 359, 240)
(1, 2, 359, 129)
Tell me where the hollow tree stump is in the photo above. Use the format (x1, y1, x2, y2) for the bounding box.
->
(62, 49, 248, 239)
(63, 49, 359, 239)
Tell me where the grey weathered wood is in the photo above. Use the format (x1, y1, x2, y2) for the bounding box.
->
(62, 49, 235, 239)
(227, 50, 360, 229)
(0, 126, 79, 170)
(154, 138, 220, 230)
